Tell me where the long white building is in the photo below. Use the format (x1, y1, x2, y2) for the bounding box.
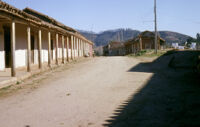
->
(0, 1, 94, 76)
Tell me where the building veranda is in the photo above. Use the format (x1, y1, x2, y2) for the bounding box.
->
(0, 1, 94, 77)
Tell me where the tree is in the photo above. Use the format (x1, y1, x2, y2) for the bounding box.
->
(196, 33, 200, 43)
(186, 37, 196, 47)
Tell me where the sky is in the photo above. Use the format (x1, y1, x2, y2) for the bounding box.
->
(3, 0, 200, 37)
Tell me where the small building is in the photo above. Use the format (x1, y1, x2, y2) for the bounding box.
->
(94, 46, 104, 56)
(190, 43, 197, 50)
(103, 41, 125, 56)
(0, 1, 93, 76)
(172, 43, 179, 49)
(124, 31, 165, 55)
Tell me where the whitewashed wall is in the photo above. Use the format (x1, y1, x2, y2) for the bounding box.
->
(0, 24, 5, 70)
(74, 49, 77, 57)
(75, 40, 78, 57)
(33, 32, 38, 65)
(0, 22, 89, 71)
(58, 37, 62, 59)
(68, 49, 71, 58)
(41, 30, 48, 63)
(52, 38, 56, 61)
(15, 24, 27, 68)
(64, 48, 66, 58)
(53, 48, 56, 60)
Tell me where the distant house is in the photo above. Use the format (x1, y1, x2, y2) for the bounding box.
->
(190, 43, 197, 50)
(172, 43, 179, 49)
(94, 46, 104, 56)
(103, 41, 125, 56)
(124, 31, 165, 55)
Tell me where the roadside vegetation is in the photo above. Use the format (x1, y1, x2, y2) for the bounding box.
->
(128, 49, 200, 76)
(127, 49, 167, 57)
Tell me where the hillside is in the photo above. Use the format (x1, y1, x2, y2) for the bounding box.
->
(79, 29, 140, 46)
(79, 29, 192, 47)
(159, 31, 191, 46)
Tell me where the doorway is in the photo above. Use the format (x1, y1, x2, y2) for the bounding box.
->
(3, 26, 11, 68)
(51, 39, 54, 60)
(31, 35, 35, 64)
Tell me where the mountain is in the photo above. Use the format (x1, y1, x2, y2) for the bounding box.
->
(79, 29, 140, 46)
(79, 29, 192, 47)
(159, 31, 191, 46)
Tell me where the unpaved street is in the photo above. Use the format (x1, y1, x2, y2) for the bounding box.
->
(0, 57, 152, 127)
(0, 56, 200, 127)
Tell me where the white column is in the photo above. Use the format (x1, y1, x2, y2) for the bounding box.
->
(27, 26, 31, 72)
(139, 37, 142, 51)
(83, 41, 85, 56)
(11, 21, 16, 77)
(38, 29, 42, 69)
(62, 35, 65, 64)
(79, 39, 81, 57)
(82, 41, 84, 57)
(71, 35, 74, 60)
(78, 38, 80, 57)
(48, 31, 51, 67)
(81, 40, 83, 57)
(56, 33, 59, 65)
(76, 38, 78, 57)
(66, 36, 69, 62)
(73, 36, 76, 59)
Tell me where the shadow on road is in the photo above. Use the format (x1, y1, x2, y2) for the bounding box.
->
(103, 50, 200, 127)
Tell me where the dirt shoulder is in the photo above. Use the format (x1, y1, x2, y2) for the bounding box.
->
(0, 58, 93, 98)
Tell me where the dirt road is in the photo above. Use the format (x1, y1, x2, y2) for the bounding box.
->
(0, 57, 149, 127)
(0, 55, 199, 127)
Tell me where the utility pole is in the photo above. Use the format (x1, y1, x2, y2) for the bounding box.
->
(154, 0, 158, 54)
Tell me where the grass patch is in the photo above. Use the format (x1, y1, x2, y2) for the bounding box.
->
(128, 50, 166, 57)
(16, 81, 20, 85)
(0, 85, 12, 91)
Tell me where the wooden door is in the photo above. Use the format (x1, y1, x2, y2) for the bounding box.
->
(3, 26, 11, 68)
(31, 35, 35, 64)
(51, 39, 54, 60)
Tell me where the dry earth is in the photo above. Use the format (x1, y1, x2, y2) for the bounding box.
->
(0, 54, 199, 127)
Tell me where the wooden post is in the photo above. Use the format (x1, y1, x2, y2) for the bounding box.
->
(75, 37, 76, 59)
(38, 29, 42, 69)
(74, 36, 76, 59)
(79, 40, 80, 57)
(66, 36, 69, 62)
(11, 21, 16, 77)
(139, 37, 142, 51)
(80, 40, 82, 57)
(131, 44, 134, 53)
(86, 42, 87, 56)
(27, 26, 31, 72)
(82, 41, 84, 56)
(62, 35, 65, 64)
(78, 39, 80, 57)
(77, 38, 79, 57)
(75, 37, 77, 58)
(48, 31, 51, 67)
(79, 39, 81, 57)
(83, 41, 85, 57)
(85, 42, 86, 56)
(71, 35, 73, 60)
(56, 33, 59, 65)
